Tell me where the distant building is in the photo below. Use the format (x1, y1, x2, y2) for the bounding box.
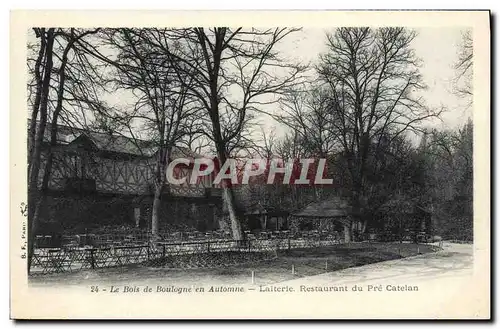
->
(379, 198, 433, 240)
(289, 196, 352, 239)
(28, 123, 223, 234)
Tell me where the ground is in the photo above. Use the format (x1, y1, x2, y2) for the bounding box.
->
(27, 242, 482, 319)
(286, 242, 473, 286)
(30, 242, 444, 287)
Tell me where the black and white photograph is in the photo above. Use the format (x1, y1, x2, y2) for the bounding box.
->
(10, 10, 490, 319)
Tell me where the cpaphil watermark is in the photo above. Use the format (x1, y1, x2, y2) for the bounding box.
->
(166, 158, 334, 186)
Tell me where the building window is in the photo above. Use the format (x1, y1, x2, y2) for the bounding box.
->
(71, 152, 92, 179)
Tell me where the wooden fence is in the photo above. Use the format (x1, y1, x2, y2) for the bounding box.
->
(29, 237, 343, 275)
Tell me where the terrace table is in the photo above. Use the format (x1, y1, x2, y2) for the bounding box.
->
(36, 248, 71, 274)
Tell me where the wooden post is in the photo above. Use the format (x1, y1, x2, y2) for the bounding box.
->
(134, 207, 141, 228)
(207, 241, 210, 253)
(288, 237, 291, 250)
(89, 249, 95, 269)
(325, 260, 328, 271)
(292, 264, 295, 275)
(162, 244, 166, 258)
(251, 271, 255, 284)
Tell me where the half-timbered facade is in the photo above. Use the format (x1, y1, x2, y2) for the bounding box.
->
(29, 123, 223, 234)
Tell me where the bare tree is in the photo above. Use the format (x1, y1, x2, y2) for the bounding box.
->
(27, 28, 55, 273)
(453, 30, 473, 106)
(82, 28, 198, 238)
(133, 28, 307, 241)
(255, 127, 276, 160)
(27, 28, 101, 272)
(278, 84, 339, 158)
(422, 119, 473, 240)
(313, 27, 442, 241)
(274, 131, 308, 161)
(179, 132, 212, 155)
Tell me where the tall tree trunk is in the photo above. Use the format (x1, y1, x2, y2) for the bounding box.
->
(28, 133, 56, 273)
(344, 221, 353, 243)
(27, 191, 43, 273)
(222, 186, 243, 241)
(345, 201, 360, 243)
(28, 193, 47, 273)
(27, 29, 55, 274)
(350, 206, 361, 242)
(27, 29, 76, 272)
(216, 149, 244, 241)
(360, 220, 367, 234)
(28, 29, 55, 194)
(28, 29, 47, 164)
(151, 146, 169, 238)
(151, 184, 163, 238)
(349, 169, 364, 242)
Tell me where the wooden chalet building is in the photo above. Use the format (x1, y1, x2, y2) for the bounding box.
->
(29, 123, 223, 235)
(289, 196, 351, 239)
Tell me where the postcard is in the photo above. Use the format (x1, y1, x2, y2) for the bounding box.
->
(10, 10, 490, 319)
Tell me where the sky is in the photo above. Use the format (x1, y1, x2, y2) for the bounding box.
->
(28, 27, 472, 147)
(261, 27, 472, 138)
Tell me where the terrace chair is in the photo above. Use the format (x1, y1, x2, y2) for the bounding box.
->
(114, 245, 135, 266)
(34, 235, 43, 248)
(46, 249, 69, 274)
(59, 251, 74, 272)
(81, 247, 97, 269)
(63, 242, 79, 252)
(124, 236, 135, 245)
(92, 247, 114, 268)
(31, 249, 43, 268)
(66, 247, 86, 268)
(43, 235, 52, 248)
(37, 254, 53, 274)
(169, 232, 177, 241)
(204, 232, 213, 241)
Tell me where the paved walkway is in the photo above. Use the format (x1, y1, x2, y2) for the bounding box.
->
(282, 242, 473, 287)
(26, 242, 487, 319)
(271, 242, 486, 319)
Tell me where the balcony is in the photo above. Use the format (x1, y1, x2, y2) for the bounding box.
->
(65, 177, 97, 194)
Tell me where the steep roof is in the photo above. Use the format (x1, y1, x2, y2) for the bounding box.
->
(30, 121, 204, 159)
(292, 196, 351, 218)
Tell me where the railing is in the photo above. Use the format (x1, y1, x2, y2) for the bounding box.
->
(35, 229, 342, 249)
(31, 245, 152, 274)
(29, 236, 343, 275)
